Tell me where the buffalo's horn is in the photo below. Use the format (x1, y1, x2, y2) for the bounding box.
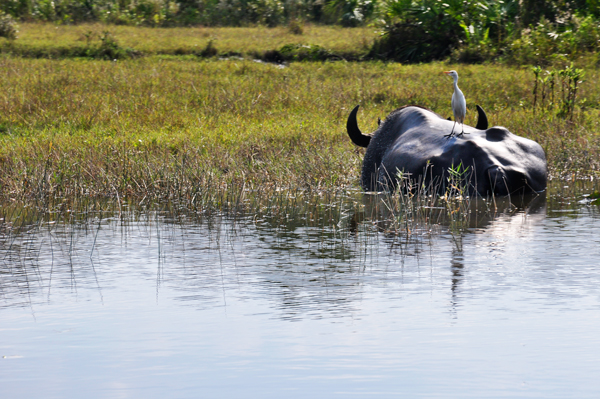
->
(475, 104, 488, 130)
(347, 105, 372, 148)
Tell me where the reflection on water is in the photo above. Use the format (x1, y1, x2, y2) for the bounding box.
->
(1, 181, 600, 398)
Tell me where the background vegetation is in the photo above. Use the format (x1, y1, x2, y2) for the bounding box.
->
(1, 0, 375, 27)
(5, 1, 600, 64)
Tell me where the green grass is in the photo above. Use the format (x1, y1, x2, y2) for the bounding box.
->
(0, 30, 599, 207)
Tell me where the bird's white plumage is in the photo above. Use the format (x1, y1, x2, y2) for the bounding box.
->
(444, 70, 467, 137)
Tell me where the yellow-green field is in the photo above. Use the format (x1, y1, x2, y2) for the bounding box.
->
(2, 23, 376, 58)
(1, 26, 599, 205)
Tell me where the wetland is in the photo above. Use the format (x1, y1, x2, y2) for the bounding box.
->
(2, 23, 600, 398)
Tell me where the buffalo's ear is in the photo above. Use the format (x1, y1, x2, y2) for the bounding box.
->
(447, 117, 452, 121)
(475, 105, 489, 130)
(378, 117, 381, 126)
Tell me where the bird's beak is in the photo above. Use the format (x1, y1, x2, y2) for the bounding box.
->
(443, 71, 451, 75)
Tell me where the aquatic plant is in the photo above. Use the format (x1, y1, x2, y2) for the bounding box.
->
(532, 64, 585, 121)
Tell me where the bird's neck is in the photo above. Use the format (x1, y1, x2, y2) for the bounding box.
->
(453, 78, 459, 90)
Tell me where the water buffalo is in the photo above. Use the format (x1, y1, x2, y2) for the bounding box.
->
(347, 105, 547, 196)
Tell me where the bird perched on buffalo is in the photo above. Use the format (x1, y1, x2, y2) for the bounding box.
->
(444, 70, 467, 138)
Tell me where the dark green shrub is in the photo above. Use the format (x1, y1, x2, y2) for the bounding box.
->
(324, 0, 376, 27)
(369, 22, 457, 63)
(531, 64, 584, 121)
(198, 39, 218, 57)
(369, 1, 471, 62)
(0, 11, 18, 40)
(279, 43, 333, 61)
(95, 30, 125, 59)
(75, 30, 140, 59)
(288, 19, 303, 35)
(262, 49, 285, 63)
(504, 14, 600, 65)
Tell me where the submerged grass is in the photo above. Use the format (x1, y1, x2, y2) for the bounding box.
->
(3, 180, 596, 268)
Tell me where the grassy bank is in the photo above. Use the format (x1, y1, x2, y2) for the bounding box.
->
(1, 23, 376, 60)
(0, 54, 599, 207)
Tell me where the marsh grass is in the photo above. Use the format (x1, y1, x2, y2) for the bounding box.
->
(1, 180, 597, 302)
(2, 57, 600, 206)
(371, 162, 506, 238)
(0, 186, 515, 263)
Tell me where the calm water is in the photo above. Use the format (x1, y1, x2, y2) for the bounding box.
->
(1, 183, 600, 398)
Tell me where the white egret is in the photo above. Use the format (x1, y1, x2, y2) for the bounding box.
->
(444, 70, 467, 138)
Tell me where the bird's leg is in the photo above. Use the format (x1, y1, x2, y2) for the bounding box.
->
(457, 123, 470, 138)
(444, 121, 457, 138)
